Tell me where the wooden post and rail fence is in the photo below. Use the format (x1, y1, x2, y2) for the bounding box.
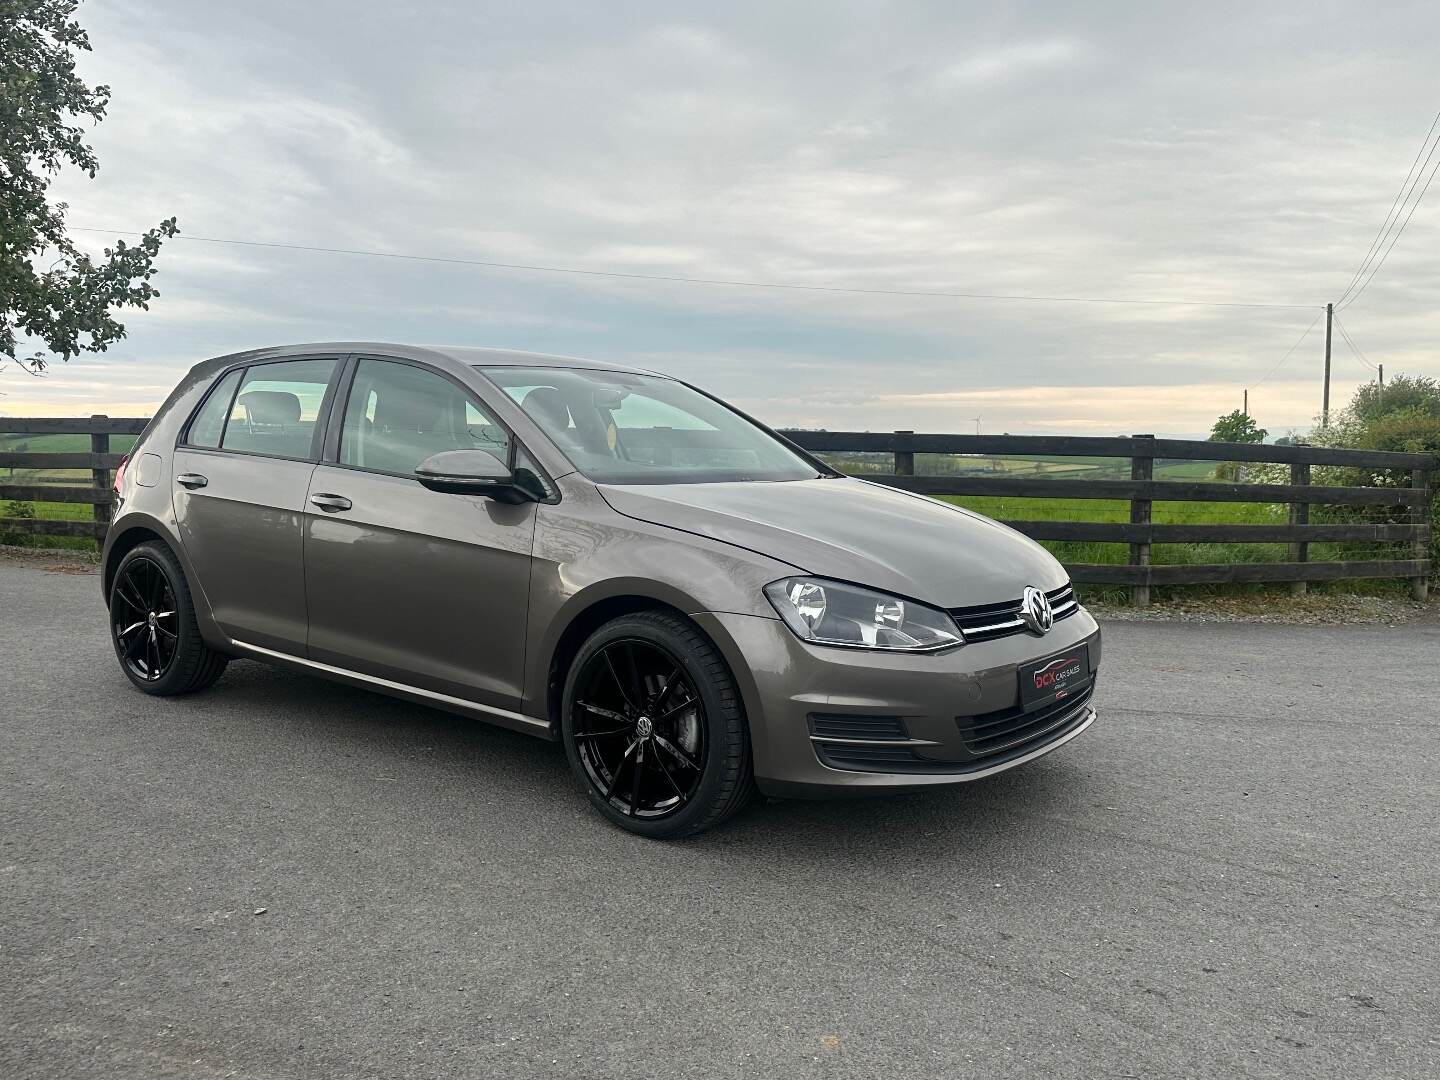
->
(783, 429, 1432, 606)
(0, 417, 1433, 607)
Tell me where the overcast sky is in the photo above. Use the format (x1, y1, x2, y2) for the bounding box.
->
(8, 0, 1439, 435)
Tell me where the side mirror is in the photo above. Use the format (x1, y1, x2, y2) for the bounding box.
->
(414, 449, 525, 499)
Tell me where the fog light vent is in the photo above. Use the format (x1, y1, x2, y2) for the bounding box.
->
(807, 714, 909, 741)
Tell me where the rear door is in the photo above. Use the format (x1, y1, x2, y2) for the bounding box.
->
(302, 356, 537, 712)
(172, 356, 340, 653)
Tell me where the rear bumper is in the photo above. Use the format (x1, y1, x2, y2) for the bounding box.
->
(693, 607, 1102, 798)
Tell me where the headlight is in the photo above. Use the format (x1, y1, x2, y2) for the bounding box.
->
(764, 577, 964, 651)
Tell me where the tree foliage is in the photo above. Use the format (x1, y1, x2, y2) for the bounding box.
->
(1347, 373, 1440, 426)
(1, 0, 177, 373)
(1298, 377, 1440, 565)
(1209, 409, 1267, 444)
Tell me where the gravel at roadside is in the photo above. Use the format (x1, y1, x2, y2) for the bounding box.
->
(0, 544, 100, 574)
(1089, 589, 1438, 625)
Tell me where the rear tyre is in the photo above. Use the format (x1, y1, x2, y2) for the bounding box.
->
(110, 541, 228, 696)
(561, 611, 753, 839)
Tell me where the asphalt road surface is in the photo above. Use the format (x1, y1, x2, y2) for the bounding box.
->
(3, 555, 1438, 1079)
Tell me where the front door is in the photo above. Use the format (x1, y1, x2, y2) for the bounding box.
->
(302, 357, 536, 712)
(172, 356, 339, 653)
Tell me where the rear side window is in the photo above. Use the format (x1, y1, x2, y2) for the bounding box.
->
(220, 358, 337, 461)
(185, 368, 242, 448)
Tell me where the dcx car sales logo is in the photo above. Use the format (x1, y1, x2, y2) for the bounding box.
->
(1020, 586, 1054, 635)
(1032, 655, 1084, 698)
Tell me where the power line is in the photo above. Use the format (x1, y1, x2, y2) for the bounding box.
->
(1332, 313, 1376, 373)
(1247, 309, 1326, 390)
(1335, 108, 1440, 306)
(1337, 115, 1440, 311)
(68, 225, 1319, 310)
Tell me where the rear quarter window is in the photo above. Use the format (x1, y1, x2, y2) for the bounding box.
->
(184, 368, 243, 448)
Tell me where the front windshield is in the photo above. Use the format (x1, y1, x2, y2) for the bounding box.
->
(477, 366, 822, 485)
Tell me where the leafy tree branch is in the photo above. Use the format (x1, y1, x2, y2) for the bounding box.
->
(2, 0, 177, 374)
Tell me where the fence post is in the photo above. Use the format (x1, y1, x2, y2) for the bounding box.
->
(90, 415, 111, 549)
(893, 430, 914, 478)
(1129, 434, 1154, 608)
(1413, 466, 1431, 602)
(1289, 463, 1310, 596)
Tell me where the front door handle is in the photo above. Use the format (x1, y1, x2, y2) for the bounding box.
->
(176, 473, 208, 489)
(309, 493, 353, 512)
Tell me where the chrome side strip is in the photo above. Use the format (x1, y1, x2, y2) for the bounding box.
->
(229, 639, 553, 736)
(808, 735, 943, 747)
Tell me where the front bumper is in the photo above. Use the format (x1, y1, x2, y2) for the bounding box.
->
(693, 607, 1102, 798)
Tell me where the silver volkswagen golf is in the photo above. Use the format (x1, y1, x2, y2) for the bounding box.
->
(103, 344, 1101, 837)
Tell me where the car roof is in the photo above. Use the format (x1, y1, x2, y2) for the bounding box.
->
(193, 343, 660, 377)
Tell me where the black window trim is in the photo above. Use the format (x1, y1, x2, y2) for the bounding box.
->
(319, 353, 558, 501)
(176, 353, 346, 465)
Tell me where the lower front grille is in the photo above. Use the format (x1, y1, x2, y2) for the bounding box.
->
(814, 693, 1094, 775)
(959, 683, 1096, 758)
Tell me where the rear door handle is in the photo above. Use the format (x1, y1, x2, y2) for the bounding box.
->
(309, 493, 353, 512)
(176, 473, 208, 489)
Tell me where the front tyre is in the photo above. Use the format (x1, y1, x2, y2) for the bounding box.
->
(109, 541, 228, 696)
(561, 611, 753, 839)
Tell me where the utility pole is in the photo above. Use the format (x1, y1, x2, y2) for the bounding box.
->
(1243, 388, 1248, 416)
(1378, 363, 1385, 408)
(1322, 302, 1334, 426)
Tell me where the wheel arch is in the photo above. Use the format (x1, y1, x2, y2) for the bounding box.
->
(102, 521, 173, 600)
(541, 587, 752, 738)
(101, 516, 225, 649)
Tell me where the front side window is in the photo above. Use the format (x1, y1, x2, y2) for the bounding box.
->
(340, 359, 510, 476)
(479, 367, 821, 485)
(219, 358, 337, 460)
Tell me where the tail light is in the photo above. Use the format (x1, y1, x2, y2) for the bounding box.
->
(113, 453, 131, 494)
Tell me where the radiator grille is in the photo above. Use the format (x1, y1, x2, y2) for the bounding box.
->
(949, 583, 1079, 643)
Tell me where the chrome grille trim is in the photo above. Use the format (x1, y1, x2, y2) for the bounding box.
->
(949, 582, 1080, 643)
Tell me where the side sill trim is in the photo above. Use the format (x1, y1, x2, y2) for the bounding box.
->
(229, 639, 553, 737)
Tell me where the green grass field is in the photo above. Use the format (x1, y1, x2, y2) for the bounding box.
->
(0, 432, 140, 454)
(1, 433, 139, 551)
(815, 450, 1220, 482)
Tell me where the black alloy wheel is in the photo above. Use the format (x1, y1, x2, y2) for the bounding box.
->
(562, 611, 753, 838)
(572, 638, 707, 819)
(109, 541, 229, 696)
(112, 556, 178, 682)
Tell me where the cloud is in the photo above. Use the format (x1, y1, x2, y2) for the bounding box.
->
(931, 39, 1088, 88)
(5, 0, 1436, 440)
